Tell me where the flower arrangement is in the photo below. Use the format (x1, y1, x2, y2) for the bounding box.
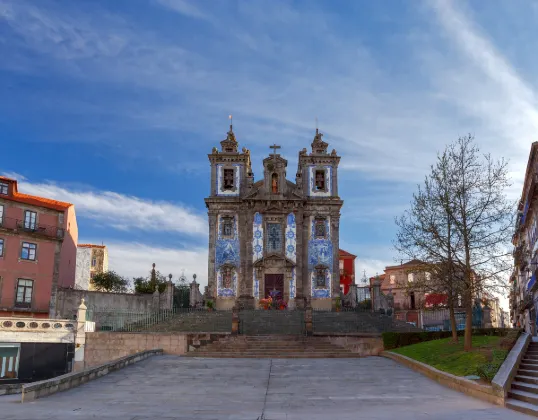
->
(259, 290, 288, 310)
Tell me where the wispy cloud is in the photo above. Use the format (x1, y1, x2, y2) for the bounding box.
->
(4, 172, 207, 237)
(154, 0, 211, 21)
(99, 240, 208, 286)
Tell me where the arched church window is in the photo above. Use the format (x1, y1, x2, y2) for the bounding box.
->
(222, 266, 234, 289)
(315, 266, 327, 288)
(223, 169, 235, 190)
(271, 173, 278, 193)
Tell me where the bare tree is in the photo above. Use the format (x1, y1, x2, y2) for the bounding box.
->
(395, 149, 462, 342)
(445, 135, 513, 350)
(395, 135, 512, 350)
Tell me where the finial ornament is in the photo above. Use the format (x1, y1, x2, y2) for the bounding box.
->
(152, 263, 156, 269)
(229, 114, 233, 130)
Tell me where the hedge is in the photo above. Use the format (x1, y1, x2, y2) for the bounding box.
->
(382, 328, 519, 350)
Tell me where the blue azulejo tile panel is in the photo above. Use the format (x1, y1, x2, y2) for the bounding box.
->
(253, 271, 260, 299)
(216, 163, 242, 196)
(308, 217, 332, 298)
(285, 213, 296, 263)
(216, 214, 239, 297)
(217, 268, 237, 297)
(252, 212, 263, 262)
(308, 165, 332, 197)
(290, 266, 296, 299)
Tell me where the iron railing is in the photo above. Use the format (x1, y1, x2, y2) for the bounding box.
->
(85, 306, 232, 333)
(0, 216, 64, 240)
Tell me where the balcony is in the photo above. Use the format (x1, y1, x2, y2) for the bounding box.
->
(0, 216, 64, 240)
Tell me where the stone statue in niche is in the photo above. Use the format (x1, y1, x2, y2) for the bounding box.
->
(272, 173, 278, 193)
(222, 266, 233, 289)
(315, 266, 326, 288)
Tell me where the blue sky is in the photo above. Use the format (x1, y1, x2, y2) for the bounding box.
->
(1, 0, 536, 301)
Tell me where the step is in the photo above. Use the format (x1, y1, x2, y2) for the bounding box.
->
(523, 357, 538, 362)
(515, 375, 538, 385)
(519, 369, 538, 378)
(512, 381, 538, 394)
(509, 389, 538, 405)
(506, 398, 538, 416)
(520, 363, 538, 371)
(184, 353, 361, 358)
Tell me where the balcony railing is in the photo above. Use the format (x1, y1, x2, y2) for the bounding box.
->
(0, 216, 64, 240)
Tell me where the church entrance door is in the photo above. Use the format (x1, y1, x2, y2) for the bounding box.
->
(264, 274, 284, 300)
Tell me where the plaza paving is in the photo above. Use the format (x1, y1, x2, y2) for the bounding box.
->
(0, 355, 534, 420)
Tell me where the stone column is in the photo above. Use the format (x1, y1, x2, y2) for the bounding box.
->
(237, 209, 255, 309)
(301, 211, 311, 308)
(295, 208, 304, 309)
(372, 277, 382, 312)
(73, 299, 87, 372)
(208, 211, 218, 300)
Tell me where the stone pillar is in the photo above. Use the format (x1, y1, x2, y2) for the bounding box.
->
(348, 283, 358, 309)
(73, 299, 87, 372)
(305, 305, 313, 336)
(153, 287, 160, 312)
(189, 276, 203, 308)
(301, 212, 311, 309)
(208, 211, 218, 300)
(237, 209, 254, 309)
(231, 306, 239, 335)
(295, 208, 304, 309)
(372, 277, 382, 312)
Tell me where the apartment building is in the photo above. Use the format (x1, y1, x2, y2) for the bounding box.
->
(0, 176, 78, 317)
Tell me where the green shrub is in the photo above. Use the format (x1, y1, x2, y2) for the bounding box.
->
(383, 328, 519, 351)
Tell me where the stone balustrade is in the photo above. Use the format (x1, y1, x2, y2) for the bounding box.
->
(0, 317, 76, 343)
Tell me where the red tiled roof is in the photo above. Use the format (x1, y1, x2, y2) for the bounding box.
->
(339, 249, 357, 258)
(78, 244, 106, 248)
(0, 177, 72, 211)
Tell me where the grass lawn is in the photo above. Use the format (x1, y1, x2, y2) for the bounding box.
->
(391, 335, 509, 380)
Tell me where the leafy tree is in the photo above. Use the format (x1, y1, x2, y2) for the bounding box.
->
(134, 265, 169, 294)
(91, 271, 129, 293)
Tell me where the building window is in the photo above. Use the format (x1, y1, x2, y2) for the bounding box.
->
(21, 242, 37, 261)
(266, 223, 282, 253)
(91, 258, 97, 267)
(0, 182, 8, 195)
(315, 266, 327, 288)
(221, 217, 234, 238)
(0, 205, 3, 225)
(315, 218, 326, 239)
(15, 279, 33, 308)
(223, 169, 235, 190)
(315, 170, 326, 191)
(90, 272, 95, 279)
(23, 211, 37, 230)
(0, 239, 3, 256)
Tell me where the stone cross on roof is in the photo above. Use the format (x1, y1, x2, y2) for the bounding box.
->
(270, 144, 281, 161)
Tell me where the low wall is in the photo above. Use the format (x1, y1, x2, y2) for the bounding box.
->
(492, 332, 530, 398)
(55, 289, 154, 319)
(383, 351, 503, 405)
(22, 350, 162, 402)
(316, 333, 384, 356)
(0, 383, 21, 396)
(84, 332, 228, 367)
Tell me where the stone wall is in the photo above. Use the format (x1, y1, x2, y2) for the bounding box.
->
(74, 248, 91, 290)
(55, 288, 154, 319)
(84, 332, 227, 367)
(319, 334, 384, 356)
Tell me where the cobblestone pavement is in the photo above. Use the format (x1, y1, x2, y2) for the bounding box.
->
(0, 355, 534, 420)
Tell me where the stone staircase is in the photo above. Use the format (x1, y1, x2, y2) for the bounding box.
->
(184, 335, 363, 358)
(507, 340, 538, 416)
(312, 311, 420, 333)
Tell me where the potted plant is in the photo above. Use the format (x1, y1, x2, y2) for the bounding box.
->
(335, 296, 342, 312)
(206, 300, 214, 312)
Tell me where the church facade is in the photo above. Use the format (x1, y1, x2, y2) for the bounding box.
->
(205, 123, 343, 310)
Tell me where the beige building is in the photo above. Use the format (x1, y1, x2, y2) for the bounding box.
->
(74, 244, 108, 290)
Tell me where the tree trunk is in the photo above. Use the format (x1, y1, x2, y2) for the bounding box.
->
(448, 293, 458, 343)
(464, 288, 473, 351)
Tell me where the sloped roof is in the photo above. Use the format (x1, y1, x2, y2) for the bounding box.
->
(0, 177, 72, 211)
(339, 249, 357, 258)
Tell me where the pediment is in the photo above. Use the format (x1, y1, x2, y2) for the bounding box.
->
(254, 255, 296, 268)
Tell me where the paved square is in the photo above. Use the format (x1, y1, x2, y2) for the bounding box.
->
(0, 355, 533, 419)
